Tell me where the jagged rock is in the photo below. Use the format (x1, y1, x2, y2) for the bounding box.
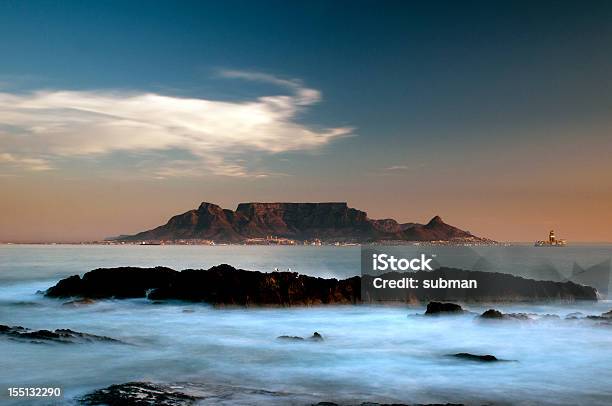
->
(46, 265, 598, 304)
(47, 264, 360, 305)
(424, 302, 464, 315)
(80, 382, 197, 405)
(46, 266, 177, 298)
(277, 332, 324, 341)
(452, 353, 499, 362)
(0, 325, 122, 344)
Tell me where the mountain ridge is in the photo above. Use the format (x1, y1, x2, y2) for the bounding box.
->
(116, 202, 492, 243)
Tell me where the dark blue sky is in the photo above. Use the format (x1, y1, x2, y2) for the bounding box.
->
(1, 0, 611, 241)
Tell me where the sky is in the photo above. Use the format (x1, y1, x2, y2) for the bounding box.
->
(0, 0, 611, 242)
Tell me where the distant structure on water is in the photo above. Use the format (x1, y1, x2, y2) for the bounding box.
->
(535, 230, 567, 247)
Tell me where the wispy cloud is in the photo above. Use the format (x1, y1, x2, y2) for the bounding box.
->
(0, 71, 353, 177)
(384, 165, 410, 171)
(0, 153, 52, 171)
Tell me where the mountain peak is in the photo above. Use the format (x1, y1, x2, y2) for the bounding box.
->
(427, 215, 444, 226)
(198, 202, 222, 211)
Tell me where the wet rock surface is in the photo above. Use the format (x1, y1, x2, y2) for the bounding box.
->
(452, 353, 499, 362)
(0, 324, 122, 344)
(80, 382, 197, 405)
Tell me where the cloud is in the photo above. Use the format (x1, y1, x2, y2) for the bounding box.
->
(0, 71, 353, 177)
(0, 153, 52, 171)
(385, 165, 410, 171)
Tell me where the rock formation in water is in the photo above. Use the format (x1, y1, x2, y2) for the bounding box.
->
(45, 264, 598, 304)
(452, 353, 500, 362)
(277, 332, 324, 341)
(80, 381, 466, 406)
(0, 325, 122, 344)
(115, 201, 491, 243)
(479, 309, 532, 320)
(80, 382, 197, 405)
(424, 302, 465, 315)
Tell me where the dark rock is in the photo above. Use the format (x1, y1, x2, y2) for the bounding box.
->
(46, 265, 598, 305)
(277, 335, 305, 341)
(565, 312, 584, 319)
(46, 266, 177, 298)
(81, 381, 463, 406)
(480, 309, 503, 319)
(310, 332, 324, 341)
(479, 309, 533, 321)
(48, 264, 360, 305)
(278, 332, 324, 341)
(452, 352, 499, 362)
(80, 382, 197, 405)
(424, 302, 464, 315)
(0, 324, 123, 344)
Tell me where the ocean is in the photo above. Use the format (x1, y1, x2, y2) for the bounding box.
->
(1, 244, 612, 405)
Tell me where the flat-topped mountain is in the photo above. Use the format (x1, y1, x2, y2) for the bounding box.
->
(116, 202, 491, 243)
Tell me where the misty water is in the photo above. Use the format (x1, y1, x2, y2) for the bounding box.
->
(1, 245, 612, 405)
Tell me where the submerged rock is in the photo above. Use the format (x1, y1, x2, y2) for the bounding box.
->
(424, 302, 464, 315)
(277, 335, 304, 341)
(62, 298, 96, 307)
(452, 352, 499, 362)
(0, 324, 122, 345)
(277, 332, 324, 342)
(479, 309, 532, 321)
(602, 310, 612, 318)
